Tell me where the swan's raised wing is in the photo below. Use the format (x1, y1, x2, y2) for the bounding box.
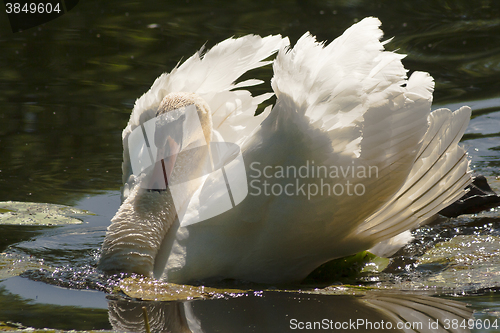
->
(241, 17, 471, 261)
(121, 34, 288, 200)
(265, 17, 439, 240)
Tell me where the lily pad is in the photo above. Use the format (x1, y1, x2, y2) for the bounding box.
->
(303, 251, 390, 285)
(0, 253, 52, 280)
(415, 235, 500, 289)
(0, 201, 94, 226)
(119, 251, 392, 301)
(418, 234, 500, 265)
(119, 277, 247, 301)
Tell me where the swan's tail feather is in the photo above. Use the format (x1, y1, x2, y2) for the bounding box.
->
(357, 106, 472, 248)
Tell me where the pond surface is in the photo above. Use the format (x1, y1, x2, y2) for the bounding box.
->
(0, 0, 500, 332)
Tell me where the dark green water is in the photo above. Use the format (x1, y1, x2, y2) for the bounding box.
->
(0, 0, 499, 331)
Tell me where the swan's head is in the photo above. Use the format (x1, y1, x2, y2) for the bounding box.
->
(145, 92, 213, 191)
(157, 92, 212, 145)
(99, 92, 213, 277)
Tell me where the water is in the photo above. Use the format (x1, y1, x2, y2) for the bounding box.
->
(0, 0, 500, 331)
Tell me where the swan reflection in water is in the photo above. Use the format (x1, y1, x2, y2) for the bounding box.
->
(107, 291, 473, 333)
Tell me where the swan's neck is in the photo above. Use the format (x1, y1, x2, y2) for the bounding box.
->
(100, 91, 213, 276)
(99, 186, 177, 276)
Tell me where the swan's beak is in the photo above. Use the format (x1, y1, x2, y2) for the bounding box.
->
(148, 135, 182, 190)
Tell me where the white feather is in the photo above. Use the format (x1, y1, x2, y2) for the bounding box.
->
(120, 34, 288, 200)
(359, 106, 472, 242)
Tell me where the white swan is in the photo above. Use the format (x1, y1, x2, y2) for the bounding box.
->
(99, 17, 472, 284)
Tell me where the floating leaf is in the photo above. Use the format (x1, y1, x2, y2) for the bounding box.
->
(120, 277, 247, 301)
(0, 201, 94, 226)
(418, 235, 500, 266)
(0, 253, 52, 280)
(303, 251, 390, 285)
(416, 235, 500, 289)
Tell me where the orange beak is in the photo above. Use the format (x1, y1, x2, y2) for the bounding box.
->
(148, 136, 181, 190)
